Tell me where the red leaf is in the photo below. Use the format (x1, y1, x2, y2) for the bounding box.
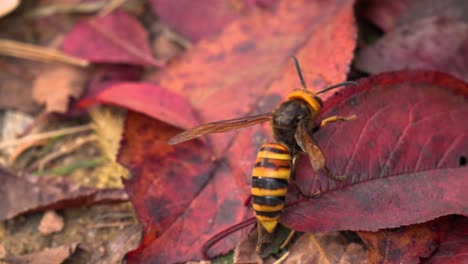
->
(282, 71, 468, 232)
(78, 82, 199, 130)
(362, 0, 468, 32)
(355, 17, 468, 83)
(62, 11, 161, 67)
(149, 0, 279, 41)
(119, 0, 357, 263)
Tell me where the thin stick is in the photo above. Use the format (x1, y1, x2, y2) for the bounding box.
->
(272, 251, 290, 264)
(0, 39, 89, 67)
(99, 0, 127, 16)
(0, 124, 93, 149)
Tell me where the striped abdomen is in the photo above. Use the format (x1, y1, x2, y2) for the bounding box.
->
(251, 143, 291, 233)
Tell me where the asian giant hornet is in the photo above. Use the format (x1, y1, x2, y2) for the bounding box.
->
(168, 57, 357, 256)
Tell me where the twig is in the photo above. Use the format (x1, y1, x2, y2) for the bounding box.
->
(0, 39, 89, 67)
(272, 251, 290, 264)
(23, 1, 108, 19)
(99, 0, 128, 16)
(0, 124, 93, 149)
(88, 221, 135, 229)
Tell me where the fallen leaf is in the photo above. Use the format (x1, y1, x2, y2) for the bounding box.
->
(355, 17, 468, 82)
(72, 64, 142, 113)
(74, 225, 142, 264)
(233, 227, 264, 264)
(38, 210, 64, 235)
(362, 0, 468, 32)
(0, 60, 40, 113)
(282, 71, 468, 232)
(0, 167, 128, 221)
(119, 0, 357, 262)
(32, 65, 88, 113)
(149, 0, 279, 41)
(282, 232, 366, 264)
(426, 216, 468, 264)
(62, 11, 161, 67)
(77, 82, 199, 130)
(2, 243, 78, 264)
(358, 217, 453, 264)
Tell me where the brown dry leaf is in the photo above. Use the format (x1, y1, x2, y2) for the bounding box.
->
(38, 210, 64, 235)
(234, 228, 264, 264)
(0, 167, 128, 221)
(81, 225, 142, 264)
(0, 61, 40, 113)
(2, 243, 78, 264)
(32, 65, 88, 113)
(283, 232, 367, 264)
(0, 0, 19, 18)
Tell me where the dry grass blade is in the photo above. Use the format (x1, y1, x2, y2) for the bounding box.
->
(30, 134, 98, 171)
(23, 0, 142, 19)
(23, 1, 108, 19)
(99, 0, 128, 16)
(0, 39, 89, 67)
(0, 124, 93, 149)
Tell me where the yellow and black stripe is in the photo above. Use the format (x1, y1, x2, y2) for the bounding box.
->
(287, 89, 323, 114)
(251, 143, 291, 233)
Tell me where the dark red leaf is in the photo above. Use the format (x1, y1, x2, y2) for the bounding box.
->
(149, 0, 279, 41)
(282, 71, 468, 232)
(62, 11, 161, 67)
(0, 167, 128, 221)
(362, 0, 468, 32)
(119, 0, 357, 262)
(355, 17, 468, 83)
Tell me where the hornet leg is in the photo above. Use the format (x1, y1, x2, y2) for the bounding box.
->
(320, 115, 357, 128)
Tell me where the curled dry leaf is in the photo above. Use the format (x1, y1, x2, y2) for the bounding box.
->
(32, 65, 88, 113)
